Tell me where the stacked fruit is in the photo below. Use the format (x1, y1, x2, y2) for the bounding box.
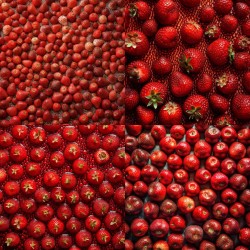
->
(0, 0, 125, 125)
(0, 125, 125, 249)
(125, 0, 250, 125)
(125, 125, 250, 249)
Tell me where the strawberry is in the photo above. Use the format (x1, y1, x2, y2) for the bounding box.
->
(205, 25, 221, 40)
(158, 102, 183, 125)
(155, 27, 178, 49)
(127, 60, 151, 84)
(169, 72, 193, 97)
(243, 72, 250, 93)
(232, 94, 250, 121)
(216, 73, 238, 96)
(196, 73, 213, 94)
(154, 0, 179, 25)
(233, 52, 250, 71)
(0, 87, 7, 100)
(209, 94, 229, 114)
(213, 115, 235, 129)
(214, 0, 233, 15)
(152, 56, 172, 75)
(207, 38, 235, 66)
(142, 19, 158, 37)
(125, 89, 139, 111)
(183, 95, 209, 121)
(235, 2, 250, 20)
(234, 36, 250, 51)
(125, 30, 149, 57)
(129, 1, 151, 21)
(200, 6, 215, 23)
(181, 21, 203, 45)
(242, 20, 250, 37)
(220, 15, 238, 33)
(179, 0, 200, 8)
(140, 82, 167, 109)
(136, 106, 155, 125)
(179, 49, 205, 74)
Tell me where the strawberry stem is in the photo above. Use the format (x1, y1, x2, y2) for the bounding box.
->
(186, 106, 202, 121)
(146, 91, 163, 109)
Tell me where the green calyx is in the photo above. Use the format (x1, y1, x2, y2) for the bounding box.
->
(129, 4, 138, 18)
(125, 33, 141, 49)
(179, 55, 193, 73)
(204, 25, 217, 38)
(128, 68, 140, 81)
(228, 45, 235, 64)
(186, 106, 202, 121)
(146, 90, 163, 109)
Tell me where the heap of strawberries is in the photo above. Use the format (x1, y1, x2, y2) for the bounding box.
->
(125, 0, 250, 125)
(125, 124, 250, 249)
(0, 125, 124, 249)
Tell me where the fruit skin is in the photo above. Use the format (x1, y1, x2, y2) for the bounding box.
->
(233, 52, 250, 71)
(154, 0, 179, 26)
(140, 82, 167, 109)
(243, 72, 250, 93)
(183, 95, 209, 121)
(184, 225, 203, 244)
(235, 2, 250, 20)
(142, 19, 158, 37)
(216, 73, 238, 96)
(214, 0, 233, 15)
(205, 25, 221, 40)
(177, 196, 195, 213)
(196, 74, 213, 94)
(155, 27, 178, 49)
(232, 94, 250, 121)
(150, 219, 169, 238)
(209, 94, 229, 114)
(129, 1, 151, 21)
(127, 60, 151, 84)
(181, 21, 203, 45)
(180, 49, 205, 74)
(221, 15, 238, 33)
(152, 56, 172, 75)
(136, 106, 155, 125)
(125, 30, 149, 57)
(158, 102, 183, 126)
(239, 228, 250, 245)
(207, 38, 234, 66)
(125, 89, 139, 111)
(200, 6, 215, 23)
(234, 36, 250, 52)
(179, 0, 200, 8)
(169, 72, 193, 97)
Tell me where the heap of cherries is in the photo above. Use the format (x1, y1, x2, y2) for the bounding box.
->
(0, 125, 125, 249)
(125, 125, 250, 249)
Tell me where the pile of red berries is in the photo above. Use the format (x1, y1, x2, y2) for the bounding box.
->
(0, 125, 125, 249)
(125, 125, 250, 249)
(0, 0, 125, 125)
(125, 0, 250, 125)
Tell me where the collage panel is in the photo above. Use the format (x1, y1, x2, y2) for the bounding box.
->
(125, 124, 250, 249)
(0, 125, 125, 249)
(0, 0, 125, 126)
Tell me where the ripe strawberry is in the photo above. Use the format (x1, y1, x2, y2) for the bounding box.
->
(125, 89, 139, 111)
(243, 72, 250, 93)
(242, 20, 250, 37)
(207, 38, 235, 66)
(142, 19, 158, 37)
(213, 115, 235, 129)
(184, 95, 209, 121)
(232, 94, 250, 121)
(140, 82, 167, 109)
(181, 21, 203, 45)
(196, 73, 213, 93)
(179, 0, 200, 8)
(152, 56, 172, 75)
(214, 0, 233, 15)
(129, 1, 151, 21)
(155, 27, 178, 49)
(136, 106, 155, 125)
(220, 15, 238, 33)
(127, 60, 151, 84)
(4, 232, 20, 247)
(169, 72, 193, 97)
(180, 49, 205, 74)
(234, 36, 250, 51)
(205, 25, 221, 40)
(216, 73, 238, 95)
(158, 102, 183, 125)
(233, 52, 250, 71)
(235, 2, 250, 20)
(125, 30, 149, 57)
(200, 6, 215, 23)
(154, 0, 179, 25)
(209, 94, 229, 114)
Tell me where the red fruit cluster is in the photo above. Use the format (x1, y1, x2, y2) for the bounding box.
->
(125, 0, 250, 124)
(125, 125, 250, 249)
(0, 0, 125, 126)
(0, 125, 125, 249)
